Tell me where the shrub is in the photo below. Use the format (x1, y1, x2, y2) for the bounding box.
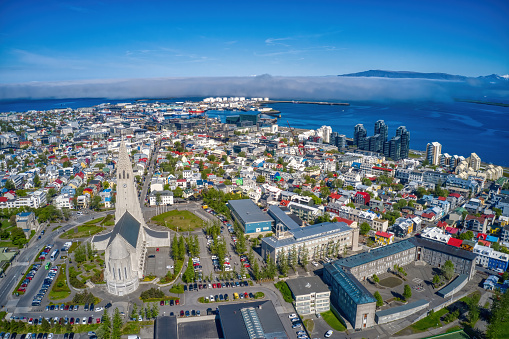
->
(275, 281, 293, 303)
(140, 288, 165, 300)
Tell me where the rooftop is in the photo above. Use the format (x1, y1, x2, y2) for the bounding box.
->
(324, 263, 376, 305)
(286, 276, 330, 296)
(335, 239, 416, 268)
(228, 199, 274, 224)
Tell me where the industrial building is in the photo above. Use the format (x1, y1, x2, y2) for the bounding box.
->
(228, 199, 274, 234)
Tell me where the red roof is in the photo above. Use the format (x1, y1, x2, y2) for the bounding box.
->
(329, 193, 342, 200)
(421, 212, 435, 219)
(280, 200, 290, 207)
(447, 238, 463, 248)
(449, 193, 461, 198)
(445, 226, 459, 234)
(477, 233, 487, 240)
(334, 217, 354, 225)
(478, 239, 491, 246)
(375, 231, 393, 238)
(372, 166, 393, 172)
(0, 197, 7, 202)
(438, 196, 446, 201)
(437, 221, 448, 228)
(466, 215, 486, 223)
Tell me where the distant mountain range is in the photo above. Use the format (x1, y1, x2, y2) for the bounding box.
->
(338, 70, 509, 82)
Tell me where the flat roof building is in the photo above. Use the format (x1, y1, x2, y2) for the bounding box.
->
(228, 199, 274, 234)
(218, 300, 288, 339)
(286, 276, 331, 315)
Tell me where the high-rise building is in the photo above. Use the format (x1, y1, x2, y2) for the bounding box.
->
(354, 124, 367, 150)
(318, 125, 332, 144)
(469, 153, 481, 171)
(331, 132, 346, 149)
(374, 120, 388, 152)
(426, 142, 442, 165)
(389, 136, 401, 160)
(396, 126, 410, 159)
(440, 153, 451, 167)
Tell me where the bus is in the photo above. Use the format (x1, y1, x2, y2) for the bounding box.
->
(45, 262, 51, 270)
(50, 249, 59, 261)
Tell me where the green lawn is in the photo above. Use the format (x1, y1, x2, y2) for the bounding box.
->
(61, 225, 105, 239)
(100, 214, 115, 226)
(85, 217, 105, 225)
(321, 310, 346, 332)
(121, 321, 154, 335)
(49, 264, 71, 300)
(151, 210, 204, 232)
(446, 326, 463, 333)
(303, 318, 315, 332)
(274, 281, 293, 303)
(0, 241, 17, 248)
(411, 308, 449, 332)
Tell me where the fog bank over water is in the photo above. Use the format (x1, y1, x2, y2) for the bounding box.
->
(1, 75, 508, 102)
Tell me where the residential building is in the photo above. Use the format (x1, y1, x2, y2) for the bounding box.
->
(374, 231, 394, 246)
(149, 190, 174, 206)
(426, 142, 442, 165)
(469, 153, 481, 171)
(396, 126, 410, 159)
(286, 276, 330, 315)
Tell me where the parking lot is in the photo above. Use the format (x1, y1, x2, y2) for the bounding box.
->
(144, 247, 172, 277)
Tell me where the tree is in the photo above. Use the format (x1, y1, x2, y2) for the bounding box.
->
(151, 302, 159, 318)
(372, 274, 380, 283)
(290, 245, 298, 271)
(112, 307, 122, 339)
(256, 175, 266, 183)
(90, 195, 102, 211)
(300, 246, 309, 270)
(4, 180, 15, 190)
(178, 235, 186, 261)
(41, 317, 50, 332)
(265, 254, 277, 280)
(182, 258, 195, 283)
(432, 274, 441, 286)
(171, 236, 178, 260)
(33, 174, 41, 188)
(459, 230, 474, 240)
(252, 260, 261, 281)
(236, 233, 247, 254)
(487, 291, 509, 339)
(278, 251, 288, 276)
(10, 227, 27, 248)
(173, 186, 183, 198)
(359, 222, 371, 236)
(374, 291, 383, 307)
(155, 192, 162, 206)
(442, 260, 455, 280)
(403, 284, 412, 300)
(130, 303, 138, 320)
(467, 293, 480, 327)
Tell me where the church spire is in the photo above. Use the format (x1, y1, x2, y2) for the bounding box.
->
(115, 138, 145, 224)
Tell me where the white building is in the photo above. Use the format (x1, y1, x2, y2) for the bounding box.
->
(149, 190, 174, 206)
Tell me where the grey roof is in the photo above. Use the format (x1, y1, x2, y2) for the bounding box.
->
(228, 199, 274, 224)
(286, 276, 330, 296)
(411, 237, 477, 261)
(335, 239, 416, 268)
(436, 274, 469, 298)
(324, 263, 376, 305)
(375, 299, 429, 318)
(107, 212, 140, 248)
(291, 222, 351, 241)
(154, 315, 177, 339)
(218, 300, 287, 339)
(144, 226, 169, 239)
(267, 205, 300, 230)
(93, 230, 113, 243)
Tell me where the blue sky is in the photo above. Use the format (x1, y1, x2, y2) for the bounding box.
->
(0, 0, 508, 83)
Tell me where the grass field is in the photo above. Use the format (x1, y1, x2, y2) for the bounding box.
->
(379, 276, 403, 288)
(410, 308, 449, 332)
(303, 318, 314, 332)
(49, 264, 71, 300)
(61, 225, 105, 239)
(321, 310, 346, 332)
(100, 214, 115, 226)
(85, 217, 105, 225)
(151, 210, 204, 232)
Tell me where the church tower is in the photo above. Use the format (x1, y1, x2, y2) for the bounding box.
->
(115, 139, 145, 224)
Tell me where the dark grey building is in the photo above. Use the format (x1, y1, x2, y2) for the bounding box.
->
(396, 126, 410, 159)
(218, 300, 288, 339)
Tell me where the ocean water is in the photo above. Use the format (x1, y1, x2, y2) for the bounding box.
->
(0, 98, 508, 166)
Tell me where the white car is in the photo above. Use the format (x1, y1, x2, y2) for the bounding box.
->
(82, 318, 87, 324)
(48, 334, 53, 339)
(325, 330, 333, 338)
(95, 307, 104, 312)
(288, 313, 297, 319)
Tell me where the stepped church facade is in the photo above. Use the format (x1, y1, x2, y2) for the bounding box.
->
(93, 140, 170, 296)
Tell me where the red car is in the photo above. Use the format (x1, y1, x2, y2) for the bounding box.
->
(212, 284, 216, 288)
(244, 263, 250, 268)
(96, 318, 101, 324)
(175, 299, 180, 305)
(217, 284, 221, 289)
(17, 288, 26, 293)
(160, 301, 164, 306)
(180, 310, 184, 317)
(21, 283, 28, 287)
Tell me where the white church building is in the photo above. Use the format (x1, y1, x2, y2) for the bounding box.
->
(93, 139, 170, 296)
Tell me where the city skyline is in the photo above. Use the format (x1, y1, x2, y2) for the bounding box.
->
(0, 0, 508, 84)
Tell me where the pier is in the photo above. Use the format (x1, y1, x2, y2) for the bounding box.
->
(261, 100, 350, 106)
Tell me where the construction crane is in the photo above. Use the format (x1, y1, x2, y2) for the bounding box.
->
(287, 120, 305, 155)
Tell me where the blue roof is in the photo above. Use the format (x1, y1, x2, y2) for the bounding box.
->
(292, 222, 351, 241)
(375, 299, 429, 318)
(17, 212, 32, 217)
(325, 263, 376, 305)
(437, 274, 468, 298)
(335, 239, 416, 268)
(228, 199, 274, 224)
(486, 235, 499, 243)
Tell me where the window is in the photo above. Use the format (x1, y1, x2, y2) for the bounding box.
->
(118, 268, 122, 280)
